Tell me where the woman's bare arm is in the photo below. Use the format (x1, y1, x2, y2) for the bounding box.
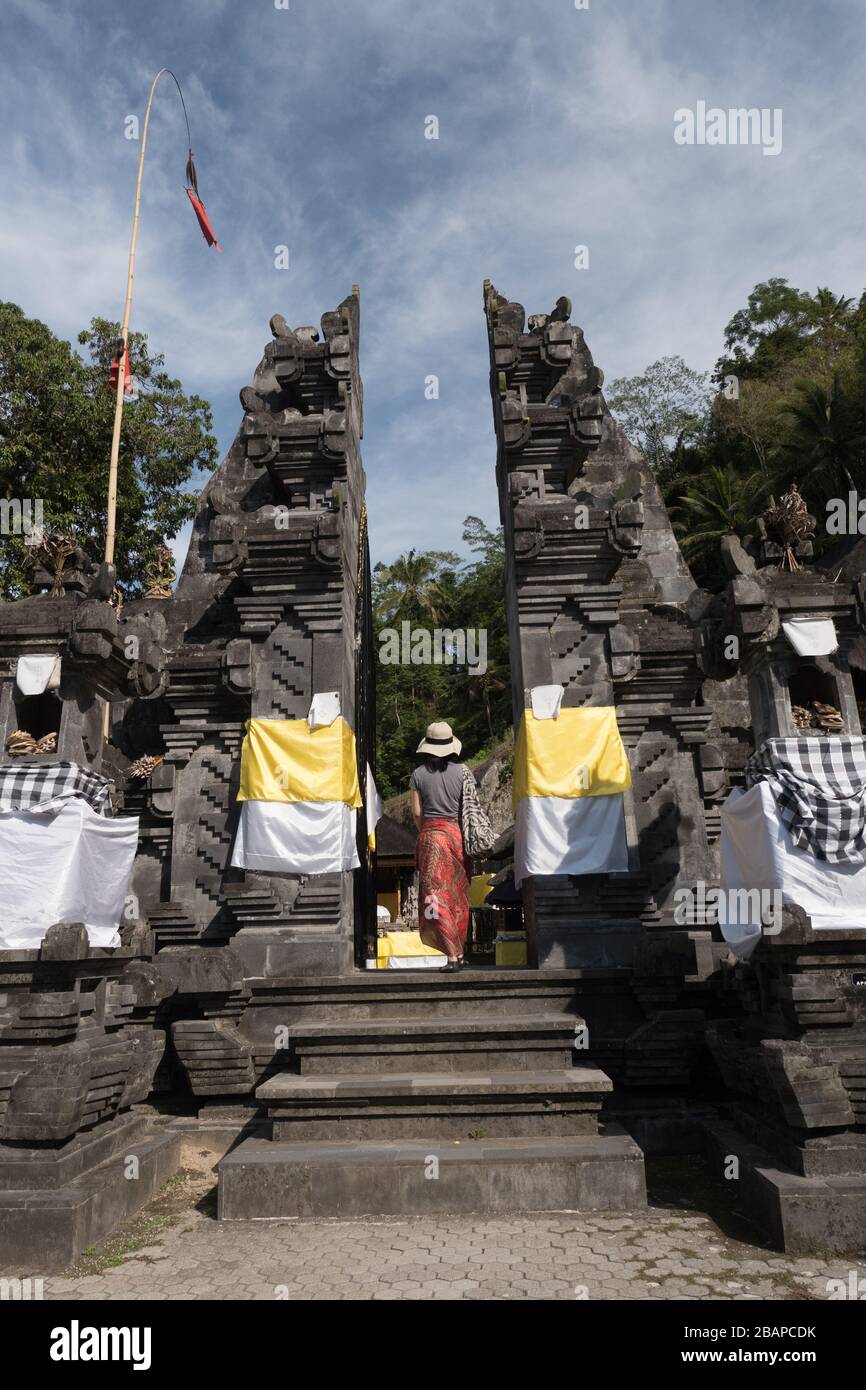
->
(410, 788, 423, 831)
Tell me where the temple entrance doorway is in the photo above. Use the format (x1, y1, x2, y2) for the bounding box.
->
(365, 812, 526, 972)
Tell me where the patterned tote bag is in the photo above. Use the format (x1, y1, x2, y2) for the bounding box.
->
(460, 767, 497, 856)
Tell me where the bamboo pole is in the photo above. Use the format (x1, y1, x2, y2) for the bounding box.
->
(102, 68, 190, 739)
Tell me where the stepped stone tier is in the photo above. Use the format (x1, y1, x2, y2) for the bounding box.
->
(2, 284, 866, 1267)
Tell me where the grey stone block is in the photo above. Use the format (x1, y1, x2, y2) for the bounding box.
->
(218, 1128, 646, 1221)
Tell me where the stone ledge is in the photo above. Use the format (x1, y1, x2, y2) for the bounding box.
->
(703, 1117, 866, 1255)
(217, 1127, 646, 1220)
(0, 1126, 182, 1274)
(259, 1066, 612, 1101)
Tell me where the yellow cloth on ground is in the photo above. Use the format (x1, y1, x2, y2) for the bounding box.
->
(238, 717, 362, 807)
(512, 706, 631, 809)
(469, 872, 495, 907)
(377, 930, 445, 966)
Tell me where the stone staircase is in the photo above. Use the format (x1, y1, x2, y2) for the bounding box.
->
(218, 969, 647, 1220)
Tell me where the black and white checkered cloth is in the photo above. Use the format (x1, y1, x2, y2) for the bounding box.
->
(0, 761, 113, 817)
(745, 737, 866, 863)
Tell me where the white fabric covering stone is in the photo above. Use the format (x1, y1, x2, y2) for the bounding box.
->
(781, 618, 838, 656)
(514, 793, 628, 886)
(15, 654, 61, 696)
(230, 799, 360, 874)
(307, 691, 341, 730)
(719, 781, 866, 960)
(0, 800, 138, 949)
(529, 684, 564, 720)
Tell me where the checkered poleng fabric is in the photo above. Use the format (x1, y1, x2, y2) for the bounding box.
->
(745, 737, 866, 863)
(0, 761, 113, 817)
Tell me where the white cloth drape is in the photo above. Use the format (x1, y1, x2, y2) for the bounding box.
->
(0, 800, 138, 949)
(366, 762, 383, 841)
(529, 684, 564, 720)
(307, 691, 341, 730)
(231, 799, 360, 874)
(514, 793, 628, 886)
(719, 781, 866, 959)
(15, 654, 61, 695)
(781, 618, 838, 657)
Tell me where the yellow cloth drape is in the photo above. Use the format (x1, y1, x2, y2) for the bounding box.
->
(377, 930, 445, 965)
(469, 872, 495, 907)
(513, 706, 631, 809)
(238, 717, 363, 807)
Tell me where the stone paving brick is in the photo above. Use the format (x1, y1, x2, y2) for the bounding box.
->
(43, 1193, 866, 1303)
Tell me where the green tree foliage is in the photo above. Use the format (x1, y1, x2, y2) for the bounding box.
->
(671, 464, 770, 572)
(614, 282, 866, 589)
(374, 518, 511, 798)
(0, 304, 218, 598)
(606, 356, 712, 478)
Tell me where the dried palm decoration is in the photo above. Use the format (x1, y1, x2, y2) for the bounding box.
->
(127, 753, 164, 780)
(792, 704, 814, 731)
(761, 484, 815, 571)
(28, 531, 78, 597)
(143, 545, 176, 599)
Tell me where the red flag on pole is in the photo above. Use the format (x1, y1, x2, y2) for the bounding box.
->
(185, 150, 221, 251)
(108, 346, 133, 397)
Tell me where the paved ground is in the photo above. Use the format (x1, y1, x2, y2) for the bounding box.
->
(41, 1157, 866, 1301)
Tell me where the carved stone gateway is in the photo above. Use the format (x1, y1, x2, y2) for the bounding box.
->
(484, 282, 866, 1251)
(483, 280, 734, 1085)
(2, 285, 866, 1269)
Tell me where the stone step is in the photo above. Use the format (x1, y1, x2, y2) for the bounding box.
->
(285, 1015, 581, 1074)
(247, 967, 630, 1024)
(218, 1127, 647, 1221)
(258, 1066, 612, 1140)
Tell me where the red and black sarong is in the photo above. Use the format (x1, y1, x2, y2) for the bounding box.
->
(416, 816, 470, 958)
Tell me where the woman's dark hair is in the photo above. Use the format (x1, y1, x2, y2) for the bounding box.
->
(424, 753, 459, 772)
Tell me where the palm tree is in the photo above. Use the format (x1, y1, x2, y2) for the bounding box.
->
(779, 375, 865, 496)
(672, 464, 769, 568)
(810, 288, 854, 331)
(373, 548, 458, 624)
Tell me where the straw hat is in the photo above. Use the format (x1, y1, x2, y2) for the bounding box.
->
(416, 720, 462, 758)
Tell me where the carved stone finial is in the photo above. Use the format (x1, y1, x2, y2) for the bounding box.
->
(720, 533, 757, 578)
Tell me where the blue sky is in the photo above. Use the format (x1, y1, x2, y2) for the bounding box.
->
(2, 0, 865, 570)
